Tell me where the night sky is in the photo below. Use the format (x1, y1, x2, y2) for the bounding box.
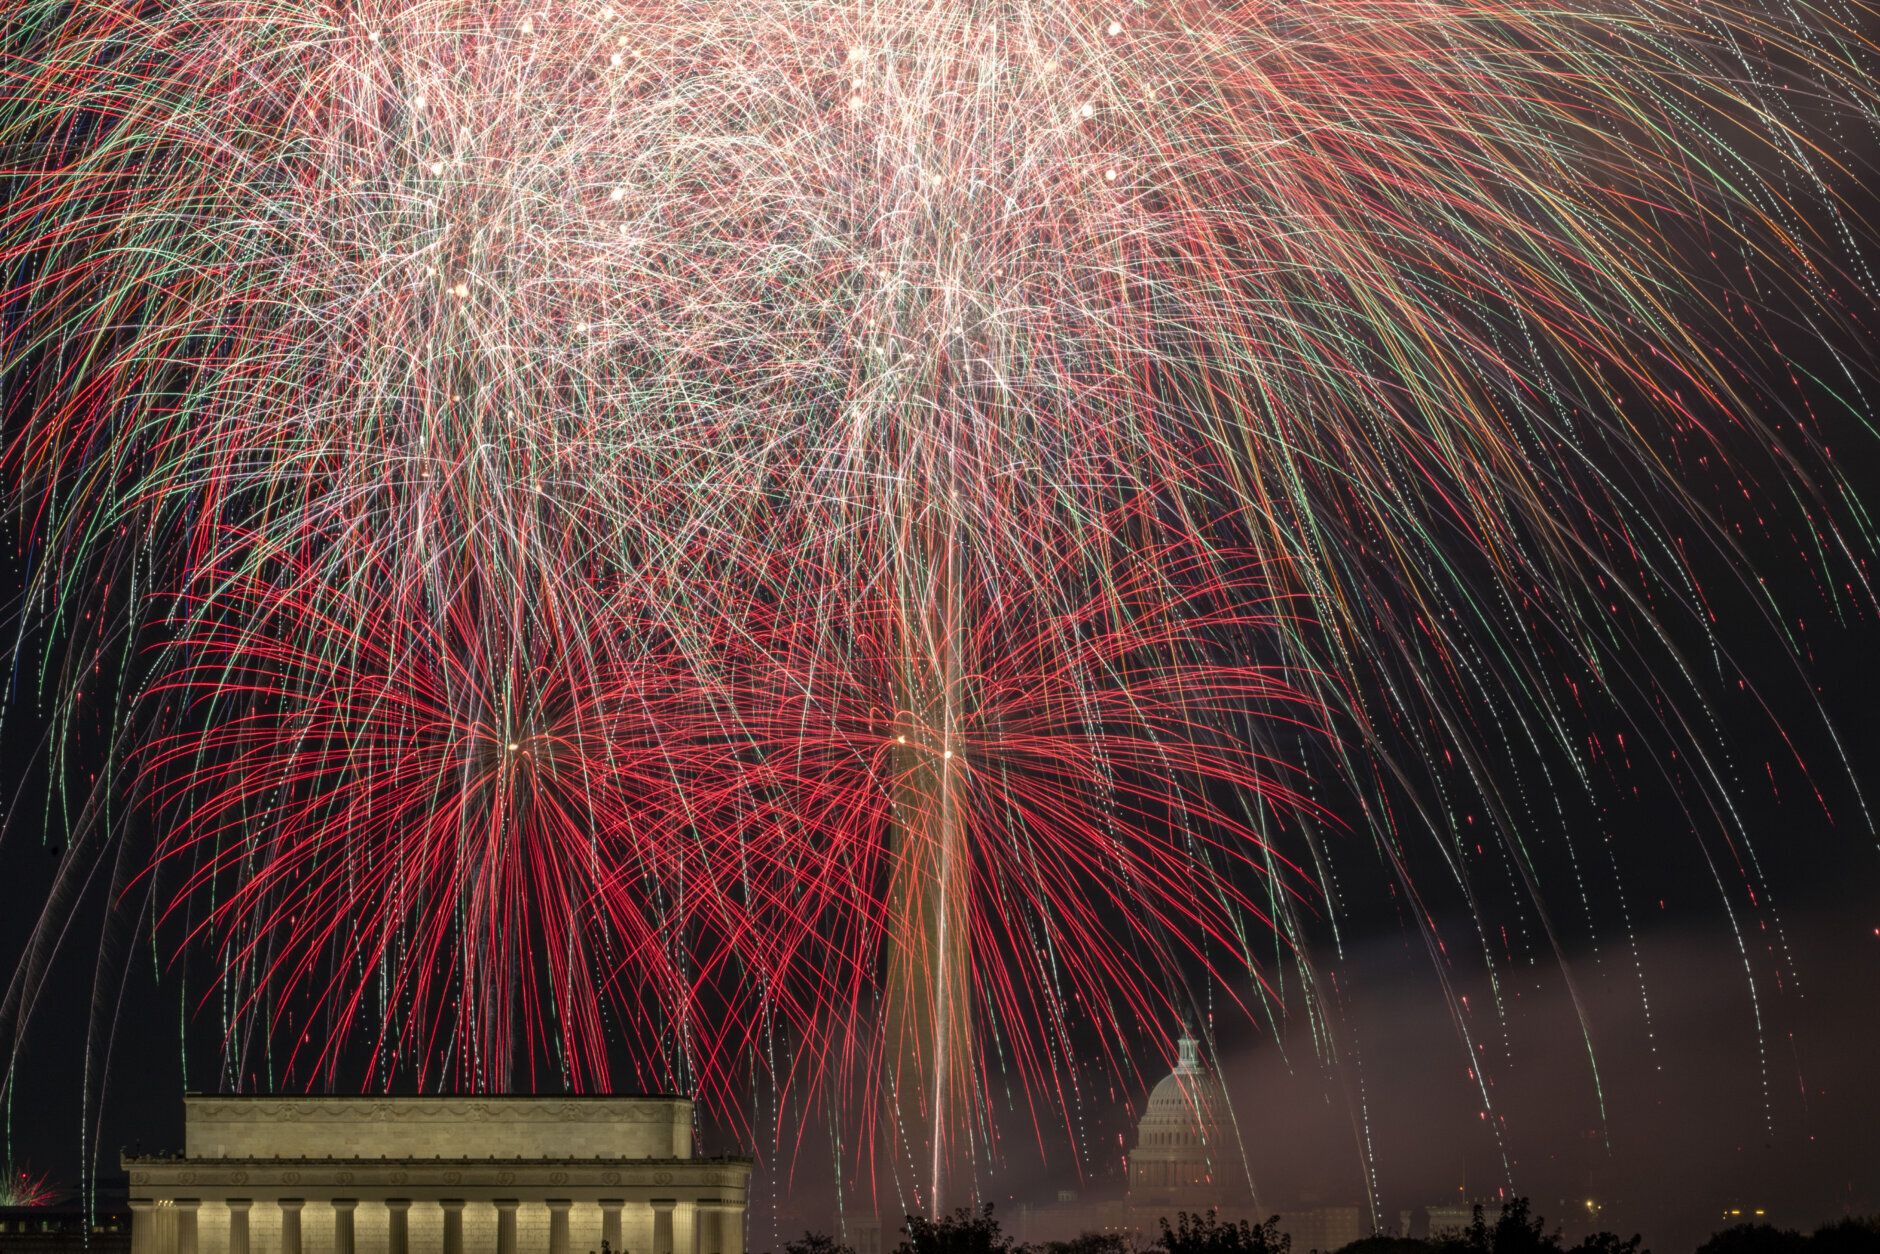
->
(5, 1, 1880, 1250)
(2, 577, 1875, 1254)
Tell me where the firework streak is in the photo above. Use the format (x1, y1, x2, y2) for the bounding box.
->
(3, 0, 1877, 1215)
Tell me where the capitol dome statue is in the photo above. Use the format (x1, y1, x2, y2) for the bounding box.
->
(1128, 1030, 1249, 1214)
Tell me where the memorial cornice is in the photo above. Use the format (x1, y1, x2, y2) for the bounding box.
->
(182, 1097, 691, 1124)
(122, 1155, 752, 1199)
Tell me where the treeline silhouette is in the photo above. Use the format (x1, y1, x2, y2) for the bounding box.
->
(775, 1200, 1880, 1254)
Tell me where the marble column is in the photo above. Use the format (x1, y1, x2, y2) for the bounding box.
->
(547, 1201, 572, 1254)
(495, 1200, 519, 1254)
(333, 1200, 358, 1254)
(280, 1201, 304, 1254)
(441, 1201, 465, 1254)
(228, 1201, 253, 1254)
(176, 1200, 201, 1254)
(651, 1201, 676, 1254)
(599, 1201, 623, 1254)
(695, 1204, 720, 1254)
(387, 1200, 411, 1254)
(129, 1199, 153, 1254)
(721, 1206, 744, 1254)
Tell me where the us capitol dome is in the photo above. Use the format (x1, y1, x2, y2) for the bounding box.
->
(1128, 1031, 1249, 1213)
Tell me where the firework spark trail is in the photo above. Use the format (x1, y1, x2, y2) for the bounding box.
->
(0, 1163, 59, 1208)
(145, 533, 1321, 1153)
(2, 0, 1877, 1214)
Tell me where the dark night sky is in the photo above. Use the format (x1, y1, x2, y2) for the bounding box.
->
(8, 631, 1876, 1254)
(4, 361, 1880, 1244)
(5, 17, 1880, 1254)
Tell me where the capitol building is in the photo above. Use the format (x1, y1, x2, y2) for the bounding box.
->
(123, 1096, 750, 1254)
(1010, 1032, 1361, 1253)
(1128, 1032, 1247, 1212)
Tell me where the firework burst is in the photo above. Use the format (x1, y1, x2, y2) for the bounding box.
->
(0, 1164, 59, 1208)
(3, 0, 1876, 1216)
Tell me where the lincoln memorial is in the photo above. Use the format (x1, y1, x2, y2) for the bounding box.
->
(123, 1096, 750, 1254)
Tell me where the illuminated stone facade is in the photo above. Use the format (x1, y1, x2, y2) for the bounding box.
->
(123, 1096, 750, 1254)
(1128, 1034, 1241, 1212)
